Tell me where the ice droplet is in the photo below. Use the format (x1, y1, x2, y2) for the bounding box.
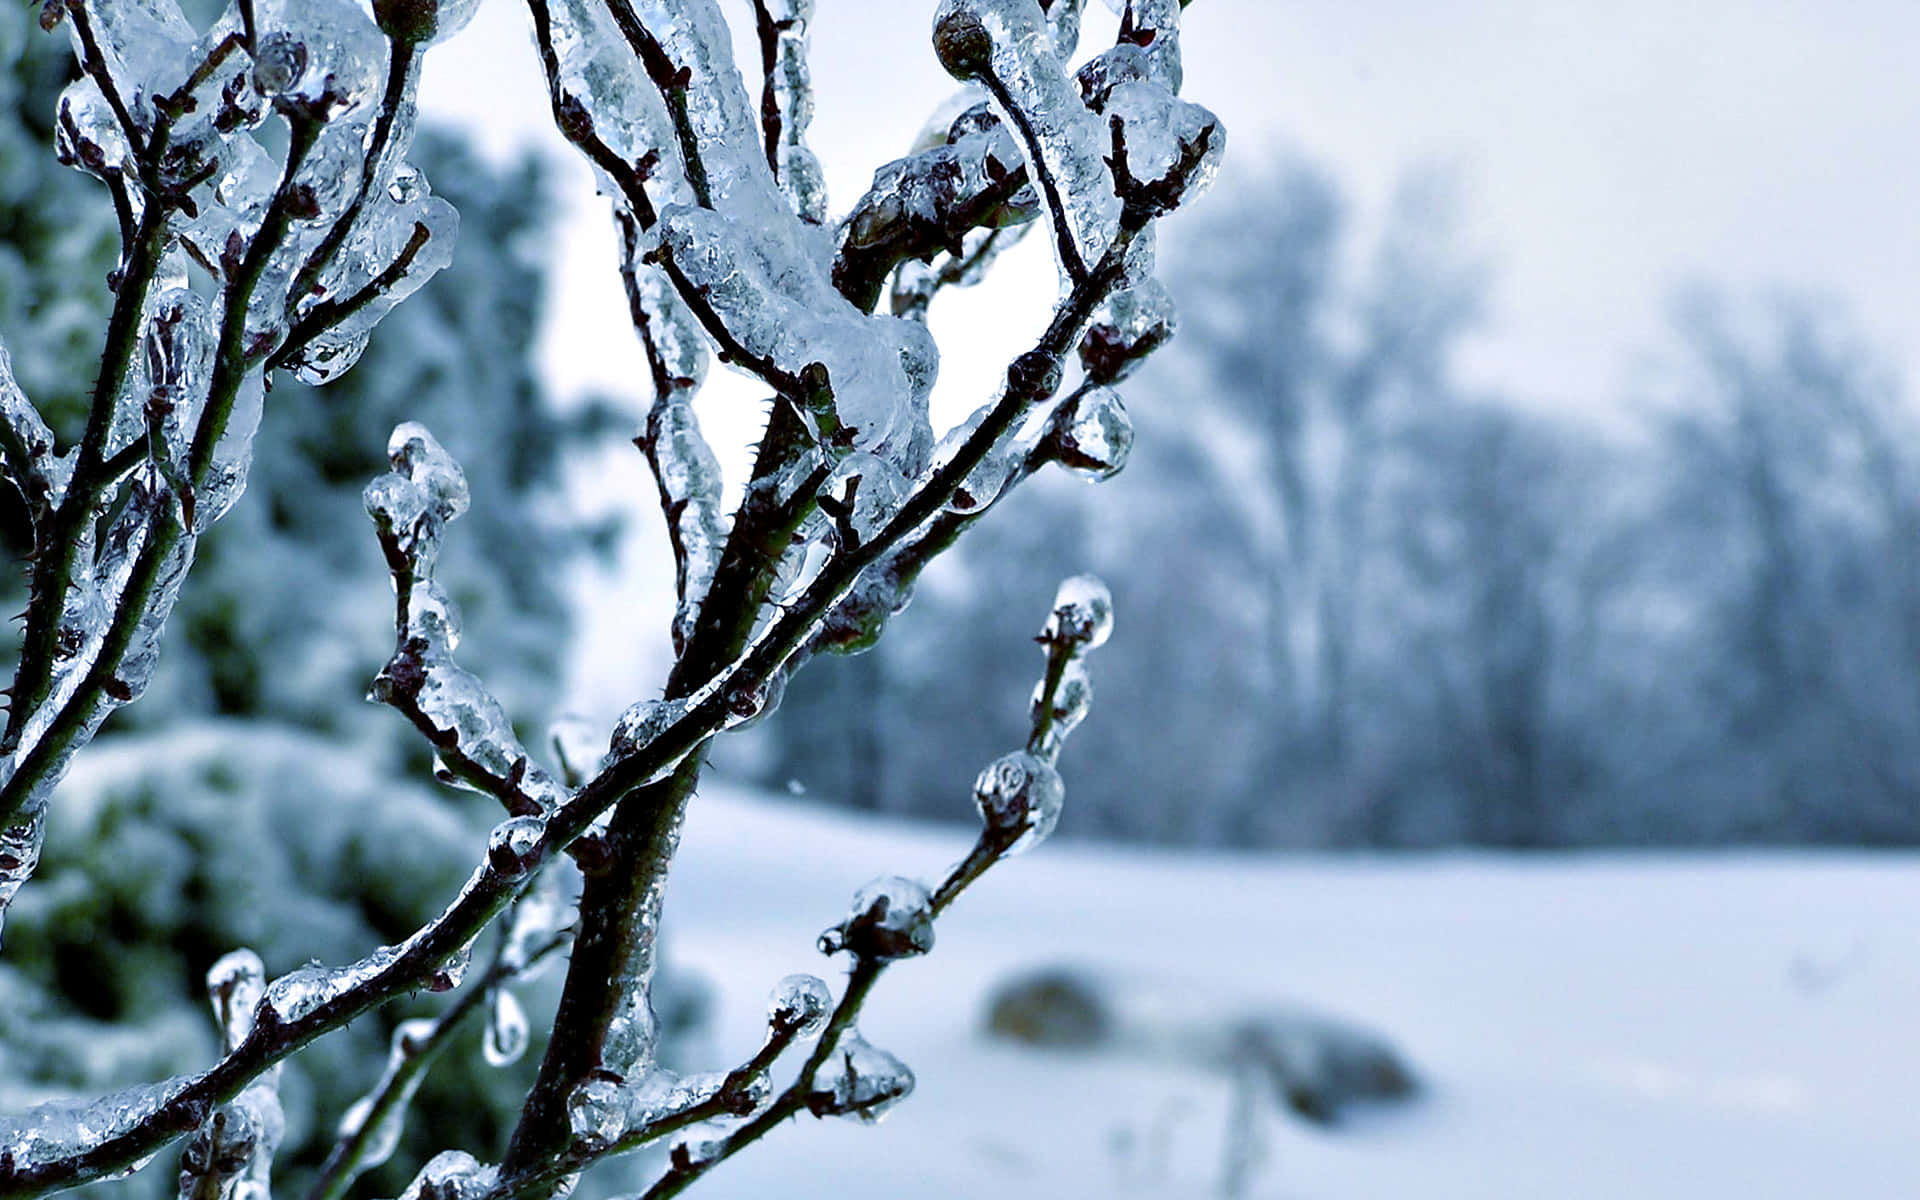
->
(1050, 385, 1132, 480)
(818, 876, 934, 961)
(483, 988, 530, 1067)
(768, 973, 833, 1038)
(974, 749, 1066, 853)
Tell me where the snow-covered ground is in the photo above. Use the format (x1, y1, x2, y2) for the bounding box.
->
(663, 783, 1920, 1200)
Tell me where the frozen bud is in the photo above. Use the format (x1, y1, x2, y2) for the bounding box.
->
(609, 697, 686, 760)
(487, 816, 545, 880)
(483, 988, 530, 1067)
(206, 949, 266, 1048)
(1049, 386, 1132, 480)
(932, 2, 994, 80)
(818, 876, 935, 961)
(1043, 574, 1113, 650)
(973, 750, 1066, 853)
(374, 0, 482, 44)
(567, 1076, 625, 1147)
(387, 423, 469, 522)
(807, 1033, 914, 1123)
(769, 973, 834, 1038)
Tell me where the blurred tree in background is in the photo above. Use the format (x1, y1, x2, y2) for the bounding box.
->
(754, 152, 1920, 849)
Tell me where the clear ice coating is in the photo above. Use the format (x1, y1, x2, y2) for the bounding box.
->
(763, 0, 826, 222)
(1080, 278, 1175, 384)
(1042, 572, 1113, 650)
(932, 0, 1120, 281)
(973, 749, 1066, 851)
(0, 1075, 193, 1179)
(263, 942, 401, 1026)
(364, 424, 566, 814)
(180, 1057, 285, 1200)
(768, 973, 833, 1038)
(483, 987, 531, 1067)
(805, 1033, 915, 1123)
(607, 697, 689, 771)
(1031, 657, 1092, 743)
(936, 403, 1017, 514)
(1050, 385, 1132, 479)
(818, 876, 935, 961)
(334, 1018, 437, 1174)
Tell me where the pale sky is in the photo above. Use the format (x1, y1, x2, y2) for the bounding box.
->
(413, 0, 1920, 717)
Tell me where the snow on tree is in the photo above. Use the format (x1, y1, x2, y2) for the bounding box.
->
(0, 0, 1224, 1196)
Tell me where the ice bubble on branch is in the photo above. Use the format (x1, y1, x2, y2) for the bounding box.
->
(0, 810, 46, 947)
(1043, 572, 1113, 650)
(608, 697, 688, 769)
(546, 0, 689, 201)
(483, 988, 530, 1067)
(335, 1018, 437, 1173)
(397, 1149, 494, 1200)
(806, 1034, 914, 1123)
(1120, 0, 1184, 90)
(487, 815, 546, 880)
(974, 749, 1065, 851)
(769, 973, 834, 1038)
(566, 1076, 626, 1148)
(818, 876, 935, 961)
(55, 78, 135, 186)
(932, 0, 1120, 281)
(1048, 384, 1132, 479)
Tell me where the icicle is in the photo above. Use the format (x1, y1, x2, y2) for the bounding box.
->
(483, 989, 530, 1067)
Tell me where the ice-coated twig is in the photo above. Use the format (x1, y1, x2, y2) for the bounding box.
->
(932, 0, 1121, 283)
(365, 423, 570, 817)
(304, 919, 572, 1200)
(181, 952, 284, 1200)
(0, 337, 64, 517)
(751, 0, 824, 221)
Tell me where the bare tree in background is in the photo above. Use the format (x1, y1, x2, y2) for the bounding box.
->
(0, 0, 1223, 1195)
